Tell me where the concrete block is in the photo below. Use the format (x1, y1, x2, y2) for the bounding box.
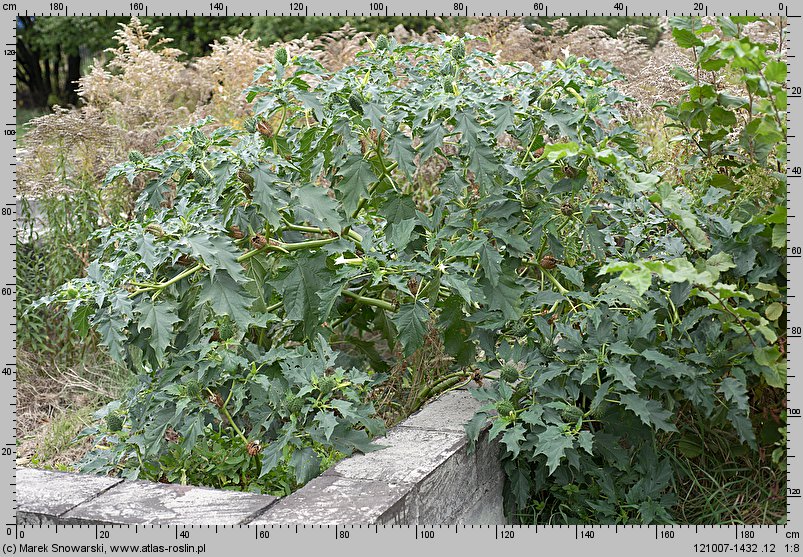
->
(17, 468, 122, 525)
(331, 428, 465, 485)
(249, 474, 415, 525)
(61, 481, 277, 525)
(397, 390, 482, 433)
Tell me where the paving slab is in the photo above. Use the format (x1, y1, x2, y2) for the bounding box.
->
(249, 474, 415, 525)
(61, 480, 277, 525)
(17, 468, 123, 524)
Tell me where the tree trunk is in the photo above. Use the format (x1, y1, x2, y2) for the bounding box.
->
(65, 54, 81, 105)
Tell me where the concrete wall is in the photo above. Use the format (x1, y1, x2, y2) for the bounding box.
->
(17, 390, 506, 525)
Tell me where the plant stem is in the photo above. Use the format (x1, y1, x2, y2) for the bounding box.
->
(342, 289, 395, 311)
(206, 388, 248, 445)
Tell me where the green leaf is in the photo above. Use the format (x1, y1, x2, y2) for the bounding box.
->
(198, 271, 256, 327)
(272, 253, 336, 339)
(250, 163, 283, 228)
(392, 300, 429, 356)
(290, 446, 321, 484)
(186, 235, 247, 283)
(672, 27, 704, 48)
(387, 132, 417, 179)
(765, 302, 784, 321)
(292, 185, 343, 231)
(607, 360, 637, 392)
(620, 394, 677, 432)
(765, 60, 787, 83)
(314, 411, 339, 441)
(535, 425, 575, 475)
(542, 142, 580, 162)
(501, 423, 526, 459)
(336, 155, 378, 215)
(135, 299, 181, 361)
(557, 264, 583, 288)
(479, 244, 503, 287)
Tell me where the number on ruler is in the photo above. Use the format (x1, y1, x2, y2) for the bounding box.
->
(209, 2, 224, 10)
(130, 2, 144, 9)
(4, 49, 13, 56)
(454, 3, 465, 10)
(793, 86, 802, 95)
(50, 2, 65, 10)
(693, 2, 704, 10)
(613, 2, 624, 10)
(290, 2, 304, 10)
(369, 2, 385, 10)
(533, 2, 545, 9)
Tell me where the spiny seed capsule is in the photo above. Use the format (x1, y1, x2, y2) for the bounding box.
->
(274, 46, 288, 66)
(451, 41, 466, 61)
(522, 189, 539, 209)
(561, 202, 574, 216)
(246, 440, 260, 456)
(586, 93, 599, 110)
(510, 321, 530, 337)
(348, 93, 364, 114)
(560, 405, 584, 423)
(229, 225, 245, 239)
(539, 96, 555, 110)
(185, 379, 202, 399)
(105, 413, 123, 432)
(251, 234, 267, 249)
(191, 129, 208, 147)
(496, 400, 515, 417)
(365, 257, 381, 273)
(194, 170, 211, 187)
(443, 78, 455, 94)
(243, 116, 257, 134)
(375, 34, 389, 51)
(286, 395, 304, 415)
(219, 322, 235, 341)
(128, 150, 145, 164)
(318, 376, 338, 395)
(540, 255, 558, 270)
(499, 365, 519, 383)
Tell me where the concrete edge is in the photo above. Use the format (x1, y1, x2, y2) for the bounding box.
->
(17, 389, 505, 525)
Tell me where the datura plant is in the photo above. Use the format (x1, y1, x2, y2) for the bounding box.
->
(43, 32, 785, 517)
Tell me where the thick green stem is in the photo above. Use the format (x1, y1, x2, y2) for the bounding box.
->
(342, 289, 395, 312)
(207, 388, 248, 445)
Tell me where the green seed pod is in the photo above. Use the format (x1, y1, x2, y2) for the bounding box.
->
(128, 150, 145, 164)
(185, 379, 202, 400)
(105, 413, 123, 432)
(585, 92, 599, 110)
(274, 46, 288, 66)
(496, 400, 515, 418)
(318, 375, 338, 395)
(375, 34, 389, 51)
(560, 405, 584, 424)
(451, 41, 466, 61)
(286, 394, 304, 415)
(589, 399, 610, 419)
(499, 364, 519, 383)
(191, 128, 208, 147)
(218, 321, 235, 341)
(194, 169, 211, 187)
(365, 257, 381, 273)
(243, 116, 258, 134)
(710, 349, 729, 368)
(237, 168, 255, 187)
(443, 78, 455, 94)
(348, 93, 364, 115)
(510, 321, 530, 338)
(539, 96, 555, 110)
(522, 188, 539, 209)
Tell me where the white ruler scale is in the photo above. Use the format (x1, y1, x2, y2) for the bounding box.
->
(3, 2, 798, 555)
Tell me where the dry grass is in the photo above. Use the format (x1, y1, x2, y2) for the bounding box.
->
(16, 350, 132, 471)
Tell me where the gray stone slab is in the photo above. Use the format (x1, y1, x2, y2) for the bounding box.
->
(249, 474, 415, 525)
(331, 428, 466, 485)
(416, 442, 478, 523)
(62, 481, 277, 525)
(17, 468, 123, 522)
(397, 390, 482, 433)
(458, 486, 506, 525)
